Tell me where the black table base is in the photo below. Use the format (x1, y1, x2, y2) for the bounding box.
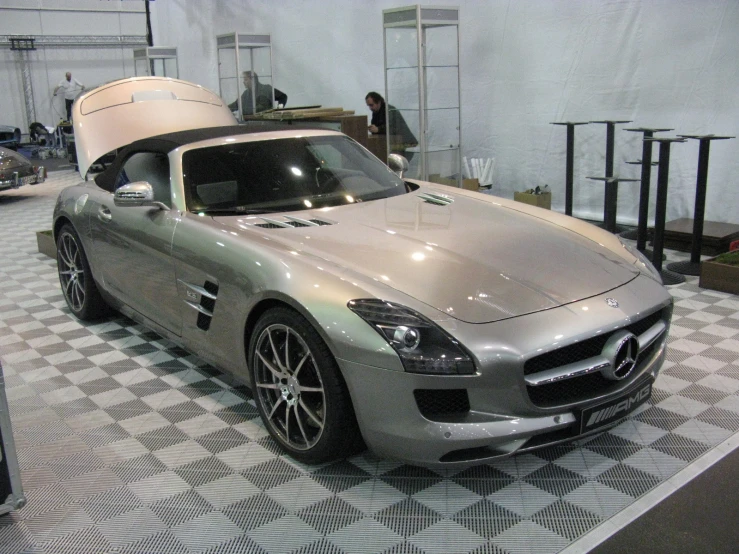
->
(645, 136, 687, 285)
(667, 134, 734, 276)
(666, 260, 701, 277)
(619, 228, 638, 240)
(660, 268, 687, 285)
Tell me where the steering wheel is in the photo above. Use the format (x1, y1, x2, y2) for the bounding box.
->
(315, 167, 343, 193)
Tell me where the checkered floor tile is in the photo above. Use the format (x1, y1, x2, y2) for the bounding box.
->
(1, 172, 737, 554)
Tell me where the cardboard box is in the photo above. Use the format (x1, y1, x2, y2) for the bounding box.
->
(36, 230, 56, 259)
(514, 191, 551, 210)
(428, 174, 480, 191)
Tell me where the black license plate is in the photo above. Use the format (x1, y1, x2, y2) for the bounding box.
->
(579, 380, 652, 434)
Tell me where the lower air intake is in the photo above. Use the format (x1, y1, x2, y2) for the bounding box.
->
(414, 389, 470, 420)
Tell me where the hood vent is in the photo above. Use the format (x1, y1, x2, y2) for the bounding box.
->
(250, 215, 334, 229)
(418, 192, 454, 206)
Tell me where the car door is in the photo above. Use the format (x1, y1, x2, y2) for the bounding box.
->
(89, 151, 182, 336)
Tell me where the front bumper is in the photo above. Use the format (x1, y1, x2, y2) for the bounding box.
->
(338, 275, 672, 467)
(339, 357, 662, 468)
(0, 169, 45, 191)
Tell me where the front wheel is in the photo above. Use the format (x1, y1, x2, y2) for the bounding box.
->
(56, 223, 108, 320)
(248, 307, 362, 463)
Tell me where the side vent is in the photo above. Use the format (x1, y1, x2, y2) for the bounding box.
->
(197, 281, 219, 330)
(309, 219, 332, 226)
(418, 192, 454, 206)
(179, 279, 219, 331)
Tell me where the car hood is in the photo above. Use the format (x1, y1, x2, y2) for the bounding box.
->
(72, 77, 236, 178)
(219, 187, 641, 323)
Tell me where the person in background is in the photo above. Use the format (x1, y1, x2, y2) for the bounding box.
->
(229, 70, 287, 117)
(365, 91, 417, 149)
(53, 72, 84, 122)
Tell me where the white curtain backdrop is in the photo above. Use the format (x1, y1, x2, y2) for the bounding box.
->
(1, 0, 737, 225)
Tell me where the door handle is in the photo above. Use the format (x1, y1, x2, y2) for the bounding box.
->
(98, 206, 112, 222)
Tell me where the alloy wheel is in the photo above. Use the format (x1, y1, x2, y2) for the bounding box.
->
(58, 232, 86, 312)
(253, 324, 326, 451)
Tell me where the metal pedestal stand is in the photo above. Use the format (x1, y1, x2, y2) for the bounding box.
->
(645, 137, 686, 285)
(620, 159, 658, 242)
(666, 134, 735, 276)
(590, 120, 632, 232)
(550, 122, 589, 216)
(585, 176, 640, 233)
(620, 127, 672, 248)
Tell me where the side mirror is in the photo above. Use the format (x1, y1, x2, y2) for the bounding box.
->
(114, 181, 169, 210)
(387, 153, 409, 178)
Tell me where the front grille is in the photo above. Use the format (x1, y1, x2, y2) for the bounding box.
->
(524, 309, 665, 376)
(527, 327, 662, 407)
(524, 308, 666, 408)
(414, 389, 470, 419)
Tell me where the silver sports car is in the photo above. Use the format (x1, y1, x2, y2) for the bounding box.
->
(53, 77, 673, 467)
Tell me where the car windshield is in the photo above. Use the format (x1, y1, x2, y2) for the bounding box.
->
(182, 135, 408, 213)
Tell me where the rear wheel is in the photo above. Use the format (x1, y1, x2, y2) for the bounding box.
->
(249, 307, 362, 463)
(57, 224, 108, 320)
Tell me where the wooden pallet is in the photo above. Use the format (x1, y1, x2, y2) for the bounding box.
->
(257, 107, 356, 120)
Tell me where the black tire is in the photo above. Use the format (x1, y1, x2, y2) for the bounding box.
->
(248, 307, 363, 463)
(56, 223, 108, 320)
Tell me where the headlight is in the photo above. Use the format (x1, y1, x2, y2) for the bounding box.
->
(619, 238, 662, 283)
(347, 299, 475, 375)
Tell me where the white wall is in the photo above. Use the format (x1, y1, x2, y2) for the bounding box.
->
(0, 1, 144, 128)
(151, 0, 739, 225)
(2, 0, 737, 225)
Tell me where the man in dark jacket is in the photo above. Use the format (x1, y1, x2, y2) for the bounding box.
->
(365, 91, 417, 148)
(230, 71, 287, 117)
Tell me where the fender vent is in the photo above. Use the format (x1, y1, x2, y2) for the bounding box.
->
(418, 192, 454, 206)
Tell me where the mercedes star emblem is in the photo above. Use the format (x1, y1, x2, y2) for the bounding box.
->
(606, 298, 619, 308)
(601, 330, 639, 381)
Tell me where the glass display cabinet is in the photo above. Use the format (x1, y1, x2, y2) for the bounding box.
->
(216, 33, 275, 122)
(383, 5, 461, 186)
(133, 47, 179, 78)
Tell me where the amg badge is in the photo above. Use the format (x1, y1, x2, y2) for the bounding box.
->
(580, 381, 652, 433)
